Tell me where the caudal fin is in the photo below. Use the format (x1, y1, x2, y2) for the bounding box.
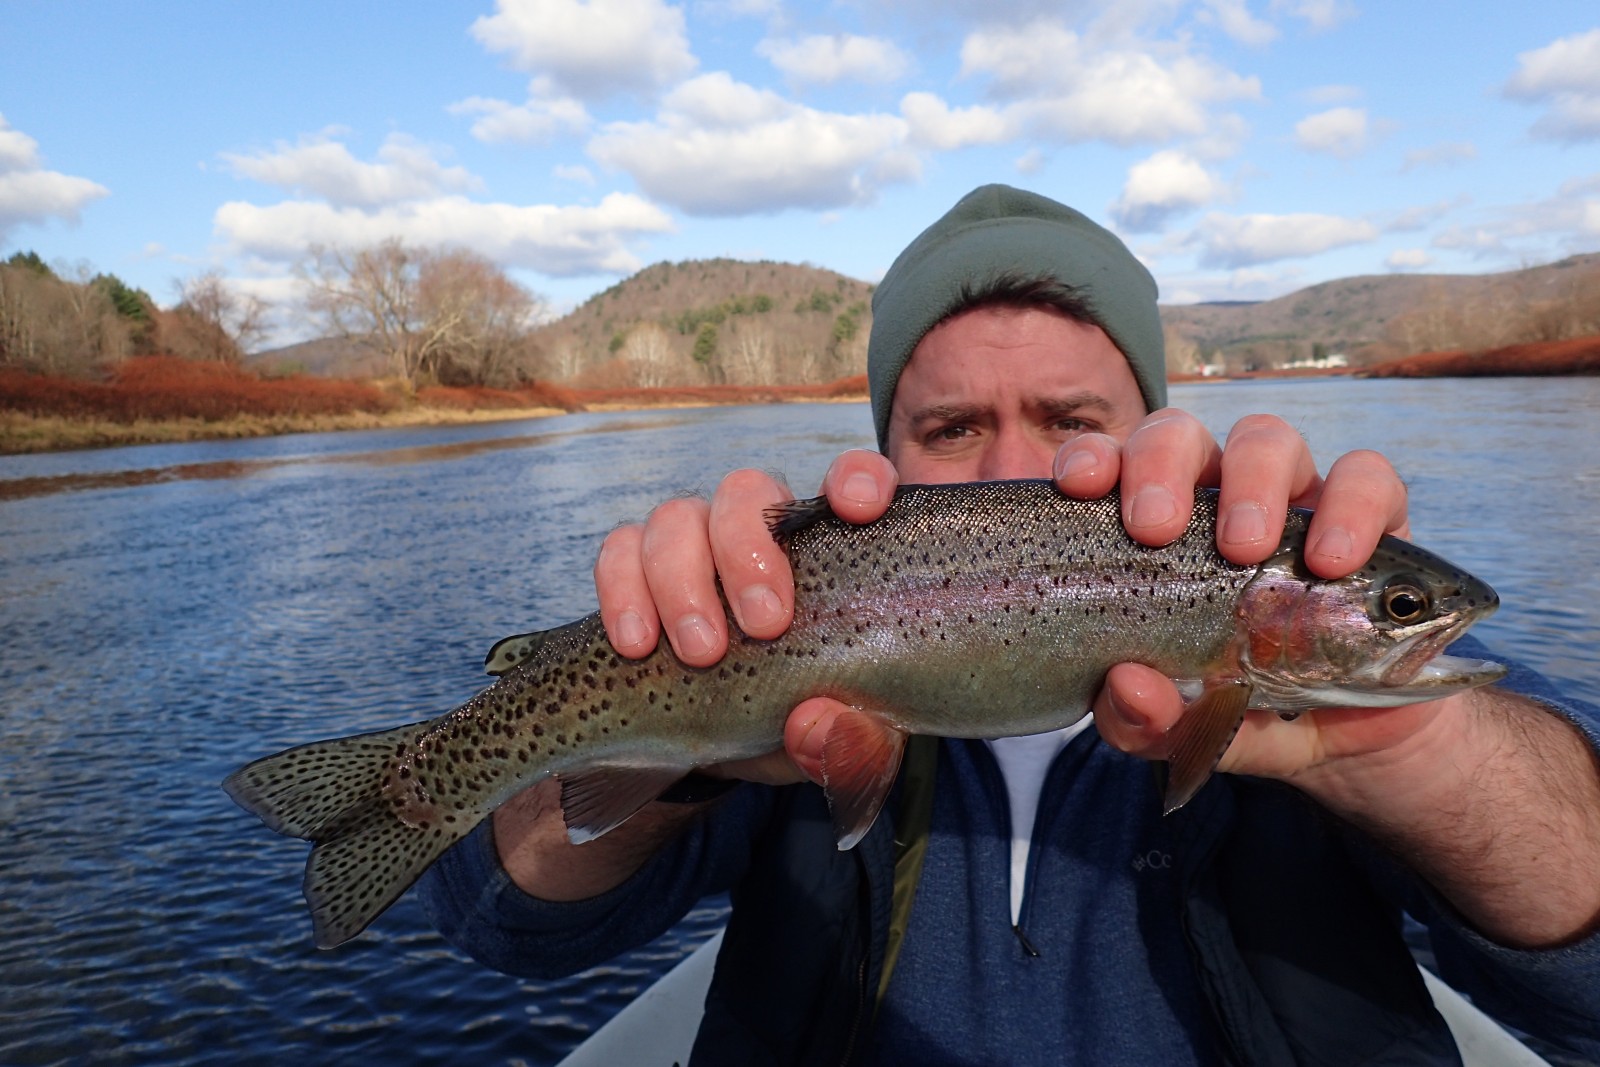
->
(223, 722, 476, 949)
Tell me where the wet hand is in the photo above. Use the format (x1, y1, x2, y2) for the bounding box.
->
(1060, 408, 1436, 788)
(593, 449, 897, 784)
(1052, 407, 1410, 577)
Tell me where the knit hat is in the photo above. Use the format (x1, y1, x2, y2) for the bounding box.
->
(867, 184, 1167, 451)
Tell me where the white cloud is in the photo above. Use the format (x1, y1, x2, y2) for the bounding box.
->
(587, 72, 917, 215)
(1111, 149, 1230, 231)
(1504, 29, 1600, 142)
(1426, 172, 1600, 260)
(1385, 248, 1432, 270)
(1191, 211, 1379, 267)
(1505, 28, 1600, 97)
(1303, 83, 1361, 105)
(1384, 196, 1467, 232)
(900, 92, 1014, 150)
(1271, 0, 1355, 31)
(758, 34, 911, 86)
(1015, 148, 1047, 175)
(0, 118, 42, 171)
(959, 21, 1261, 146)
(451, 81, 591, 145)
(1199, 0, 1278, 46)
(214, 192, 674, 277)
(1431, 226, 1505, 258)
(1400, 141, 1477, 172)
(0, 113, 109, 238)
(554, 163, 596, 184)
(1294, 106, 1368, 157)
(221, 132, 481, 208)
(470, 0, 697, 101)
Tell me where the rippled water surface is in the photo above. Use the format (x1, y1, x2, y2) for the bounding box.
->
(1, 379, 1596, 1065)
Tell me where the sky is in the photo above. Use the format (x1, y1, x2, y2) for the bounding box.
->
(3, 1, 1598, 343)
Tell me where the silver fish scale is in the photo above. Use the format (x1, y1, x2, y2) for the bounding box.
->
(402, 482, 1281, 811)
(768, 481, 1272, 737)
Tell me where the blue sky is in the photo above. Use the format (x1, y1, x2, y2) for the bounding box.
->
(3, 1, 1598, 342)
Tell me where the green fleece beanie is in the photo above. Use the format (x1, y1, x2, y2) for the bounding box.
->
(867, 184, 1167, 451)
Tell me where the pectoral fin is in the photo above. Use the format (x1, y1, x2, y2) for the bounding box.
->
(1162, 682, 1251, 815)
(820, 713, 909, 850)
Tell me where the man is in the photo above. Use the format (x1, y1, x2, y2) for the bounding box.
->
(422, 185, 1600, 1064)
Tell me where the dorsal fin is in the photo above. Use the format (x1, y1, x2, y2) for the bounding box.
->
(483, 630, 548, 675)
(764, 495, 837, 546)
(484, 616, 607, 675)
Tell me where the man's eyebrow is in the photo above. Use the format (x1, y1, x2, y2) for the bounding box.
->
(1037, 392, 1116, 416)
(907, 402, 989, 424)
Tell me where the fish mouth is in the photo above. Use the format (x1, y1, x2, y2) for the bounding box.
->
(1362, 613, 1506, 703)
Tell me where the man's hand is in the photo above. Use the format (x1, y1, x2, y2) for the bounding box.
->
(592, 449, 901, 787)
(1056, 409, 1433, 783)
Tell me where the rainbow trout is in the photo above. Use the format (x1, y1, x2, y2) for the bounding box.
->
(225, 481, 1504, 948)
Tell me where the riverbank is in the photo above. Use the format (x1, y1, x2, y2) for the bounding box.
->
(1358, 334, 1600, 378)
(0, 358, 870, 454)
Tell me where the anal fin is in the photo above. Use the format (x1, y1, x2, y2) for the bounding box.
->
(821, 713, 909, 850)
(560, 767, 690, 844)
(1162, 682, 1251, 815)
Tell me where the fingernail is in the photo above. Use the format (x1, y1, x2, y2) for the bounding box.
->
(1221, 502, 1269, 546)
(841, 471, 880, 505)
(1110, 691, 1149, 730)
(1128, 486, 1177, 529)
(1312, 525, 1354, 563)
(738, 584, 783, 631)
(794, 714, 827, 764)
(674, 613, 717, 659)
(615, 610, 649, 649)
(1054, 448, 1097, 482)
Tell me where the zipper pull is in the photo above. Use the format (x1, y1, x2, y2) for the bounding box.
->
(1012, 924, 1041, 958)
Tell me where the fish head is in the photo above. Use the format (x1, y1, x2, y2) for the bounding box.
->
(1235, 527, 1505, 711)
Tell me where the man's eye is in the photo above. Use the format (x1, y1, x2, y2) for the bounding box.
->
(1052, 418, 1089, 433)
(934, 425, 972, 441)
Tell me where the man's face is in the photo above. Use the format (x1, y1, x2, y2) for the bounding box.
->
(884, 305, 1149, 484)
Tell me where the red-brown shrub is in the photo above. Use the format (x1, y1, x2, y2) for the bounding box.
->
(0, 357, 399, 422)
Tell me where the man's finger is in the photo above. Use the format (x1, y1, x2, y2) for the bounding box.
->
(820, 448, 898, 525)
(1117, 409, 1222, 547)
(640, 495, 727, 667)
(1214, 414, 1322, 565)
(1301, 449, 1410, 579)
(594, 523, 660, 659)
(709, 469, 796, 640)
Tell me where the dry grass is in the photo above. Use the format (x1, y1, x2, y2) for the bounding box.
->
(0, 358, 867, 454)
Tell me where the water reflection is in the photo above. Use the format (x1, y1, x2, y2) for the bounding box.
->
(0, 383, 1595, 1065)
(0, 416, 696, 502)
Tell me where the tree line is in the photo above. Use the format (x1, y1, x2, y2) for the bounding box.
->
(0, 251, 274, 376)
(0, 240, 548, 389)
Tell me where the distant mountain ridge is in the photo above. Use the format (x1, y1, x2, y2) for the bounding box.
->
(253, 252, 1600, 382)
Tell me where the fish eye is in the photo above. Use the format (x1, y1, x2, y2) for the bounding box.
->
(1381, 581, 1431, 625)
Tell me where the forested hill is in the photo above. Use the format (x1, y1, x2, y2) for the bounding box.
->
(248, 251, 1600, 384)
(530, 258, 877, 387)
(1161, 252, 1600, 372)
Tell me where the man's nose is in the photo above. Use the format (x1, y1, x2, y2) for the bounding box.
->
(977, 428, 1053, 481)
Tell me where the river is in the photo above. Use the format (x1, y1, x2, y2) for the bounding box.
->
(1, 376, 1596, 1065)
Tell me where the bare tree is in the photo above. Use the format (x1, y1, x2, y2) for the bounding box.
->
(300, 240, 543, 386)
(1163, 324, 1202, 376)
(416, 250, 544, 386)
(623, 322, 675, 387)
(0, 260, 129, 374)
(170, 269, 269, 363)
(727, 321, 775, 384)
